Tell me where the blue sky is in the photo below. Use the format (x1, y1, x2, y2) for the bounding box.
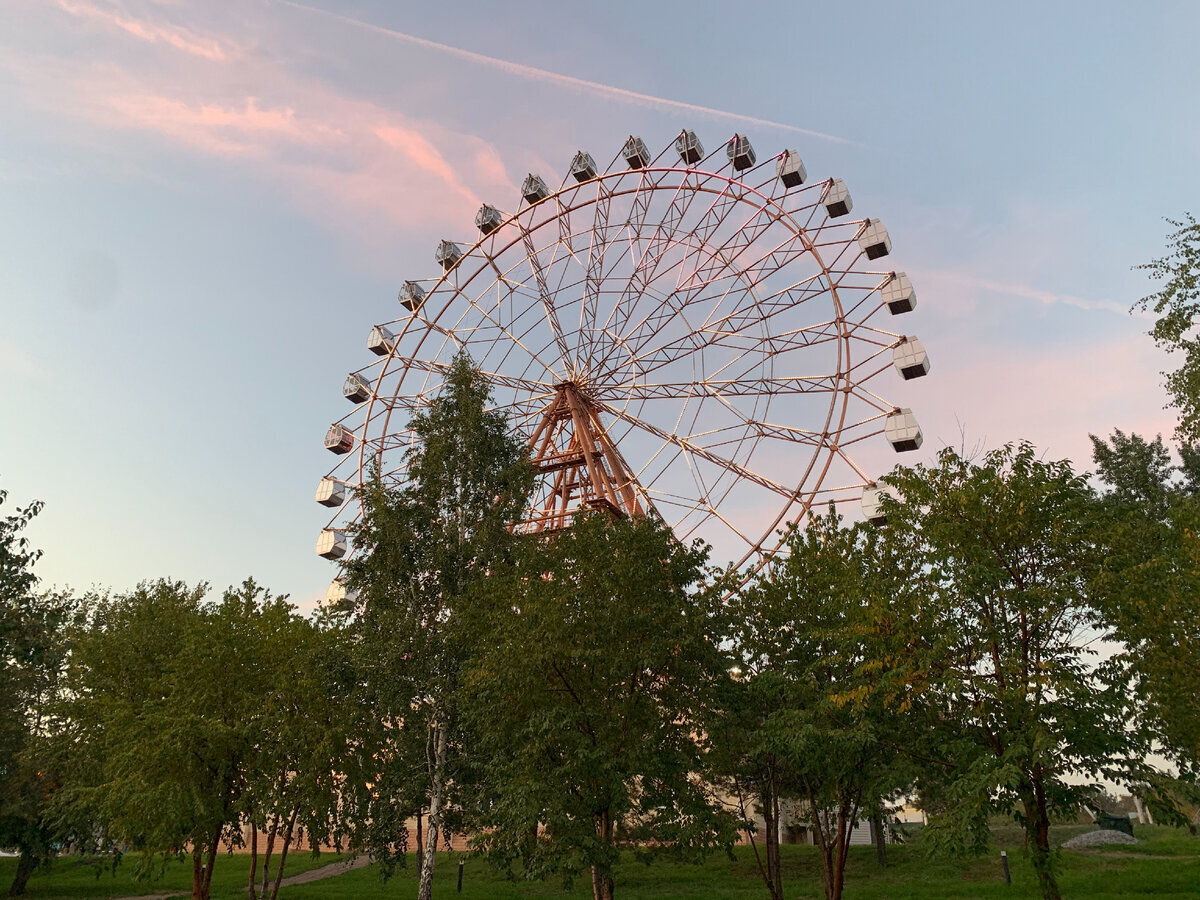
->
(1, 0, 1195, 607)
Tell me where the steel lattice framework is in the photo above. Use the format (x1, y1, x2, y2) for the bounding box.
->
(316, 131, 928, 591)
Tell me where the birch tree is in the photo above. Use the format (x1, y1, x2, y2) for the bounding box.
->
(341, 353, 533, 900)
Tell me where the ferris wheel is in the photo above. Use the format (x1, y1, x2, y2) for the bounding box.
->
(314, 130, 930, 600)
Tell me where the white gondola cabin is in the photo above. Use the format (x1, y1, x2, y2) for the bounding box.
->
(324, 424, 354, 455)
(521, 173, 549, 204)
(326, 578, 358, 611)
(315, 477, 347, 508)
(343, 373, 372, 403)
(316, 528, 347, 560)
(822, 179, 853, 218)
(882, 272, 917, 314)
(475, 203, 502, 235)
(399, 281, 426, 312)
(367, 324, 396, 356)
(675, 130, 704, 164)
(858, 219, 891, 260)
(435, 240, 463, 271)
(861, 484, 895, 526)
(726, 135, 756, 170)
(777, 150, 807, 187)
(570, 150, 598, 182)
(892, 337, 930, 380)
(884, 408, 923, 452)
(622, 136, 650, 169)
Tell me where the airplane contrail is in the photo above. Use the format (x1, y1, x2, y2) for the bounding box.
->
(276, 0, 850, 145)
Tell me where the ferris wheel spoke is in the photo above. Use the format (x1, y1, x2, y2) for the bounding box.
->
(594, 399, 798, 500)
(517, 221, 574, 373)
(579, 180, 616, 365)
(618, 318, 843, 384)
(399, 357, 556, 396)
(594, 374, 840, 403)
(598, 170, 691, 345)
(744, 420, 832, 447)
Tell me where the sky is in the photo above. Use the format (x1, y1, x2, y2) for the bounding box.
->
(1, 0, 1196, 609)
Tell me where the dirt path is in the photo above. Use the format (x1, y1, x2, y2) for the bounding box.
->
(274, 854, 371, 886)
(108, 855, 372, 900)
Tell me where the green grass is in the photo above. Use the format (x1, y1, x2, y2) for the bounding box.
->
(5, 826, 1197, 899)
(277, 825, 1199, 900)
(0, 848, 343, 899)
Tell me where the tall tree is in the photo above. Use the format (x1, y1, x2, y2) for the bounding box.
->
(0, 487, 77, 897)
(461, 513, 737, 900)
(240, 606, 353, 900)
(341, 352, 533, 900)
(1091, 430, 1200, 806)
(1135, 214, 1200, 443)
(717, 506, 915, 900)
(882, 444, 1137, 900)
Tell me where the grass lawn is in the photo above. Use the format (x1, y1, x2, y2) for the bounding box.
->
(4, 826, 1196, 899)
(0, 848, 344, 899)
(278, 825, 1199, 900)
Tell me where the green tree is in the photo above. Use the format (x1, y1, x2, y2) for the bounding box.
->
(340, 352, 534, 900)
(0, 488, 78, 897)
(58, 579, 335, 900)
(882, 444, 1137, 900)
(240, 605, 353, 900)
(1091, 430, 1200, 816)
(1135, 214, 1200, 443)
(461, 512, 737, 900)
(717, 507, 915, 900)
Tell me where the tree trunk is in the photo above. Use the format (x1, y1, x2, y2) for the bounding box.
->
(248, 824, 259, 900)
(7, 849, 35, 897)
(1024, 782, 1061, 900)
(191, 846, 206, 900)
(762, 773, 784, 900)
(870, 813, 887, 868)
(261, 812, 280, 899)
(830, 808, 848, 900)
(190, 823, 222, 900)
(589, 809, 615, 900)
(203, 828, 219, 898)
(418, 723, 448, 900)
(268, 805, 300, 900)
(416, 807, 423, 860)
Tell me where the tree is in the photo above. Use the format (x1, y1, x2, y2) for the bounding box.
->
(240, 606, 353, 900)
(717, 507, 915, 900)
(1135, 214, 1200, 443)
(340, 352, 534, 900)
(461, 512, 737, 900)
(1091, 430, 1200, 807)
(0, 487, 77, 896)
(881, 444, 1137, 900)
(58, 579, 334, 900)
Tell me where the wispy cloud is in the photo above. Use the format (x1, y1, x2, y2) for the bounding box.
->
(912, 267, 1145, 318)
(102, 93, 336, 155)
(56, 0, 231, 62)
(275, 0, 850, 145)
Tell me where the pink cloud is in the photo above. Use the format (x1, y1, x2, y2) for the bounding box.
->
(96, 92, 353, 158)
(0, 43, 511, 247)
(375, 125, 480, 209)
(56, 0, 230, 62)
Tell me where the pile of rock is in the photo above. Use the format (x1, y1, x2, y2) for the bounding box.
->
(1061, 829, 1139, 849)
